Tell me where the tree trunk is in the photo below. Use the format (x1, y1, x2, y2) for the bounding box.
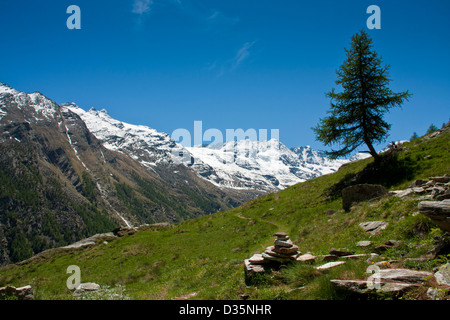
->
(365, 140, 380, 163)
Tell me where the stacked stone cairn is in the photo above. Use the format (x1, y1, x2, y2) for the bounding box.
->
(245, 232, 299, 281)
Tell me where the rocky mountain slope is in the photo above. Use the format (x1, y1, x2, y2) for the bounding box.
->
(0, 83, 251, 265)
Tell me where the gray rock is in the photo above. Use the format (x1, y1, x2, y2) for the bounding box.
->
(436, 189, 450, 201)
(418, 200, 450, 232)
(430, 174, 450, 184)
(248, 253, 269, 265)
(296, 253, 316, 263)
(316, 261, 345, 270)
(359, 221, 389, 235)
(273, 239, 293, 248)
(261, 252, 292, 263)
(62, 232, 117, 249)
(73, 283, 101, 296)
(409, 179, 428, 188)
(342, 184, 388, 212)
(330, 279, 419, 295)
(356, 241, 372, 247)
(0, 285, 33, 300)
(329, 248, 355, 257)
(370, 268, 433, 283)
(434, 263, 450, 286)
(273, 244, 299, 255)
(244, 259, 266, 275)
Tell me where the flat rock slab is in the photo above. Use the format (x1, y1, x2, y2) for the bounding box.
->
(359, 221, 389, 235)
(75, 282, 101, 292)
(261, 252, 293, 263)
(341, 253, 379, 260)
(248, 253, 271, 265)
(244, 259, 266, 274)
(273, 239, 294, 248)
(296, 253, 316, 262)
(418, 200, 450, 233)
(370, 268, 433, 283)
(273, 244, 299, 255)
(316, 261, 346, 270)
(331, 279, 419, 295)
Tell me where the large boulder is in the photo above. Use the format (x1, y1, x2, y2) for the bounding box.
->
(418, 200, 450, 232)
(342, 184, 388, 212)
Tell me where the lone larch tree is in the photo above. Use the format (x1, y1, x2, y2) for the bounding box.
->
(313, 30, 411, 163)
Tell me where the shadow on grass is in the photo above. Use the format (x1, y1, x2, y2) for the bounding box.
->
(326, 150, 416, 200)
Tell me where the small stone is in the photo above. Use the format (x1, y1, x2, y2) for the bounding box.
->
(244, 259, 266, 276)
(273, 232, 287, 238)
(273, 245, 299, 255)
(73, 282, 101, 296)
(274, 238, 293, 248)
(329, 248, 355, 257)
(261, 252, 292, 263)
(359, 221, 389, 235)
(356, 241, 372, 247)
(265, 246, 295, 259)
(296, 253, 316, 263)
(316, 261, 345, 270)
(248, 253, 269, 265)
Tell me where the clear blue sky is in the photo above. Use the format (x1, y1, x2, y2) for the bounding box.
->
(1, 0, 449, 152)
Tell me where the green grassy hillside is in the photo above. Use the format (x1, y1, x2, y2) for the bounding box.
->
(1, 124, 449, 300)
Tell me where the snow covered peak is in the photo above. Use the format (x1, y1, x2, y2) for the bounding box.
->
(64, 104, 180, 167)
(186, 139, 351, 191)
(0, 84, 61, 123)
(0, 83, 19, 96)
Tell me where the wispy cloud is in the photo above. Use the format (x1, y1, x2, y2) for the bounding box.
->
(208, 41, 257, 77)
(206, 9, 240, 26)
(132, 0, 153, 15)
(232, 41, 256, 70)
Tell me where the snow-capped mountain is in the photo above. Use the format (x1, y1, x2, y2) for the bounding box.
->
(1, 81, 365, 193)
(63, 103, 187, 169)
(63, 102, 358, 192)
(187, 141, 352, 191)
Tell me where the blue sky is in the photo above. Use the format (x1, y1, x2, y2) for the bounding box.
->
(1, 0, 449, 152)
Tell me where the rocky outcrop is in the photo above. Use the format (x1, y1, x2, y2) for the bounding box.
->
(0, 285, 33, 300)
(342, 184, 388, 212)
(391, 174, 450, 201)
(418, 200, 450, 233)
(331, 268, 434, 297)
